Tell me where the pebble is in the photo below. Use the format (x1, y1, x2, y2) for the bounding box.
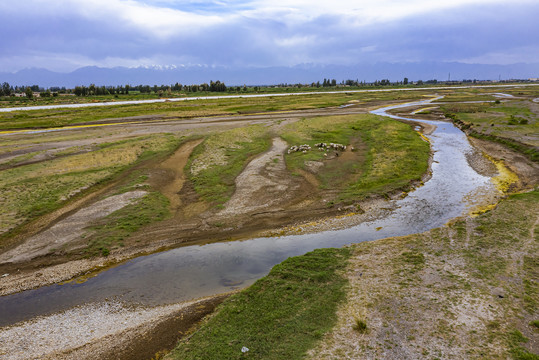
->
(0, 300, 195, 360)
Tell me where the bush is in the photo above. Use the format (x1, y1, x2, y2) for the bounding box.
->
(353, 317, 368, 333)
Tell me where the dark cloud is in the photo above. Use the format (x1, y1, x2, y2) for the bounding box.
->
(0, 0, 537, 72)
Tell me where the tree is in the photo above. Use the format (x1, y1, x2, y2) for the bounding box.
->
(25, 87, 33, 99)
(403, 77, 409, 85)
(2, 82, 12, 96)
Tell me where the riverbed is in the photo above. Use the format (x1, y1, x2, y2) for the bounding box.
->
(0, 97, 503, 358)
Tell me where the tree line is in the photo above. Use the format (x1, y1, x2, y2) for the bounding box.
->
(0, 80, 230, 98)
(73, 80, 228, 96)
(0, 77, 473, 99)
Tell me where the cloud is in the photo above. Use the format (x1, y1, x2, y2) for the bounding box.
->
(458, 46, 539, 65)
(0, 0, 537, 72)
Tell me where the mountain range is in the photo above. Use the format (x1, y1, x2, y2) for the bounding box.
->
(1, 62, 538, 88)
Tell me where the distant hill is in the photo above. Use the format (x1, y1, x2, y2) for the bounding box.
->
(1, 62, 538, 88)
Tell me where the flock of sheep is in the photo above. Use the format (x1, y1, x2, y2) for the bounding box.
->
(287, 142, 351, 155)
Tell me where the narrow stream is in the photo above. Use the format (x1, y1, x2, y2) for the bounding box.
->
(0, 97, 499, 327)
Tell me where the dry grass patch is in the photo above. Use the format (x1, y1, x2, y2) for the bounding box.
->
(309, 190, 539, 359)
(0, 134, 181, 237)
(187, 125, 271, 204)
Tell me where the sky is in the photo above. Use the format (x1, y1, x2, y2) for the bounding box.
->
(0, 0, 538, 73)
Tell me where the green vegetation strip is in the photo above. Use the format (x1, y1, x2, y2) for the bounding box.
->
(167, 247, 351, 360)
(0, 93, 349, 130)
(441, 101, 538, 162)
(469, 133, 539, 163)
(0, 133, 182, 241)
(187, 125, 271, 204)
(344, 116, 429, 200)
(0, 91, 429, 130)
(85, 191, 170, 257)
(282, 114, 430, 203)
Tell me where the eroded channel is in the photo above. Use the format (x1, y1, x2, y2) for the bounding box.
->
(0, 97, 500, 328)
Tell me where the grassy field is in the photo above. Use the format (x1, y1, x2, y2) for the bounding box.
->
(281, 114, 430, 203)
(435, 89, 497, 103)
(166, 247, 351, 360)
(0, 99, 432, 258)
(501, 87, 539, 98)
(441, 100, 539, 161)
(0, 91, 430, 130)
(166, 190, 538, 359)
(84, 191, 170, 257)
(0, 133, 183, 242)
(187, 125, 271, 205)
(311, 190, 539, 359)
(0, 83, 467, 109)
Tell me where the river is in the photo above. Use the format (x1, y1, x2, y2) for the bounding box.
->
(0, 97, 499, 327)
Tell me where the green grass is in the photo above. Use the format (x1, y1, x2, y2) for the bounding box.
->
(281, 114, 429, 203)
(0, 150, 43, 167)
(508, 330, 538, 360)
(0, 93, 350, 130)
(280, 115, 367, 186)
(0, 84, 439, 110)
(343, 117, 429, 200)
(167, 247, 351, 360)
(301, 189, 538, 358)
(471, 133, 539, 162)
(84, 191, 170, 257)
(172, 189, 538, 359)
(441, 100, 539, 162)
(0, 133, 182, 241)
(0, 91, 431, 130)
(187, 125, 271, 204)
(0, 168, 116, 238)
(352, 317, 368, 333)
(436, 92, 496, 103)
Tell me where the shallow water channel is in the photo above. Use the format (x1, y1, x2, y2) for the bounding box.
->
(0, 98, 499, 327)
